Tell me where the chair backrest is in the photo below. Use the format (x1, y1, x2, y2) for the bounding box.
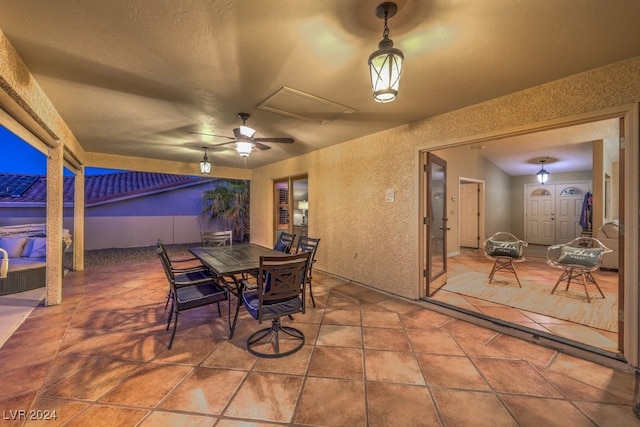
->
(156, 240, 176, 283)
(547, 237, 611, 271)
(296, 236, 320, 261)
(201, 230, 233, 246)
(484, 232, 526, 259)
(256, 252, 311, 318)
(274, 231, 296, 253)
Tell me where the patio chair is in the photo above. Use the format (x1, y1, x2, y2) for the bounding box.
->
(484, 232, 527, 287)
(274, 231, 296, 253)
(157, 239, 209, 310)
(201, 230, 233, 246)
(241, 252, 311, 358)
(295, 236, 321, 306)
(547, 237, 611, 303)
(156, 242, 228, 349)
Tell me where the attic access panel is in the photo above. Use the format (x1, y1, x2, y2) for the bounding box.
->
(257, 86, 356, 124)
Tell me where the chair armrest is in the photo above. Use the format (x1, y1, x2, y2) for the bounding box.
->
(240, 278, 258, 291)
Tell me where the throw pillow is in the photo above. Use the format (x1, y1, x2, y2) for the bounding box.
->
(21, 237, 35, 257)
(558, 246, 604, 268)
(487, 240, 520, 258)
(0, 236, 28, 258)
(28, 237, 47, 258)
(274, 240, 289, 253)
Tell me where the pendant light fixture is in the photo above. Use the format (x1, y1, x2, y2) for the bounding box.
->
(199, 147, 212, 174)
(536, 158, 549, 184)
(234, 141, 254, 157)
(368, 2, 404, 103)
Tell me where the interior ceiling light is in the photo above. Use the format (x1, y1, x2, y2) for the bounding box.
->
(200, 146, 212, 174)
(368, 2, 404, 103)
(537, 158, 550, 184)
(234, 141, 254, 157)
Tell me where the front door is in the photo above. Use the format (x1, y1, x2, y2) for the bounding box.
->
(425, 153, 448, 296)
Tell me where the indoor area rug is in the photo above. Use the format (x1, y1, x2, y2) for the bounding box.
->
(442, 271, 618, 332)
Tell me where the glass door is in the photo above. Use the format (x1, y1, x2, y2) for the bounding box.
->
(273, 174, 308, 247)
(425, 152, 448, 296)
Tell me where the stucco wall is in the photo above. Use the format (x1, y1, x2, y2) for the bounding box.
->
(250, 56, 640, 300)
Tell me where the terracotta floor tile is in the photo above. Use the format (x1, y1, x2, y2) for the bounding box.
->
(363, 327, 411, 351)
(224, 372, 304, 422)
(316, 324, 362, 348)
(431, 389, 517, 427)
(42, 359, 143, 401)
(416, 353, 489, 390)
(472, 358, 562, 397)
(487, 333, 557, 368)
(307, 345, 364, 380)
(200, 340, 256, 370)
(573, 401, 640, 426)
(367, 382, 440, 427)
(400, 308, 453, 330)
(139, 411, 216, 426)
(322, 309, 361, 326)
(152, 336, 221, 365)
(253, 344, 313, 375)
(159, 367, 246, 415)
(501, 395, 596, 426)
(361, 310, 403, 328)
(364, 350, 425, 385)
(23, 395, 89, 426)
(0, 392, 37, 427)
(406, 329, 465, 355)
(294, 377, 366, 426)
(99, 363, 192, 407)
(0, 361, 50, 401)
(541, 370, 634, 404)
(63, 404, 148, 427)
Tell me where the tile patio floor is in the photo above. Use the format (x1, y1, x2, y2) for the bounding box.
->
(0, 258, 639, 426)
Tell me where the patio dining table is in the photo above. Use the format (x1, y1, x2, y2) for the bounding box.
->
(189, 243, 287, 338)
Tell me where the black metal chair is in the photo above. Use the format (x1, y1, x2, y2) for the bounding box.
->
(483, 232, 527, 287)
(201, 230, 233, 246)
(156, 242, 229, 349)
(295, 236, 321, 306)
(241, 252, 311, 358)
(274, 231, 296, 253)
(157, 239, 209, 310)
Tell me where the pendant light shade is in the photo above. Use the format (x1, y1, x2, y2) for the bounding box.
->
(368, 2, 404, 103)
(235, 141, 254, 157)
(199, 147, 212, 174)
(536, 159, 549, 184)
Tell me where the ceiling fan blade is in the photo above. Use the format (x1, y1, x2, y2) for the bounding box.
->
(253, 142, 272, 151)
(212, 141, 235, 147)
(253, 137, 295, 144)
(189, 131, 235, 140)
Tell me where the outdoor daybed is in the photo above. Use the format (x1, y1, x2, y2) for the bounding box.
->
(0, 224, 71, 295)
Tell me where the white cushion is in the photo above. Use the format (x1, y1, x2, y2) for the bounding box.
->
(0, 236, 28, 258)
(28, 237, 47, 258)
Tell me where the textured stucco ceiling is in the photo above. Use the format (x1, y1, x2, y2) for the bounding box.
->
(0, 0, 639, 171)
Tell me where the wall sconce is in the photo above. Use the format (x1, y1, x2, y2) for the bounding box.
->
(298, 200, 308, 225)
(368, 2, 404, 103)
(199, 147, 212, 174)
(536, 158, 549, 184)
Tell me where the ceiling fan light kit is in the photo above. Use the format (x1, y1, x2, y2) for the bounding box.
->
(190, 112, 294, 158)
(368, 2, 404, 103)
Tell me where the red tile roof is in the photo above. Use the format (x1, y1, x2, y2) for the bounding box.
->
(0, 172, 215, 205)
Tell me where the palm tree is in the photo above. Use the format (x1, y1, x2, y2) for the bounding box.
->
(200, 180, 250, 242)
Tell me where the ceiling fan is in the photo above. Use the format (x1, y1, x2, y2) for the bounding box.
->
(190, 112, 294, 157)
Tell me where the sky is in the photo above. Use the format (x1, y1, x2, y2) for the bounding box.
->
(1, 125, 122, 176)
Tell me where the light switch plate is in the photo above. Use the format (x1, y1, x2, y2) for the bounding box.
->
(386, 188, 395, 202)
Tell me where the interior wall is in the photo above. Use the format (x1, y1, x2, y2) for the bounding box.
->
(251, 56, 640, 300)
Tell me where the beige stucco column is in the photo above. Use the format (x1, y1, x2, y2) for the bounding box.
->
(73, 169, 85, 271)
(46, 144, 64, 305)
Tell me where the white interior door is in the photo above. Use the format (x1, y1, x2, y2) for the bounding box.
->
(555, 182, 590, 243)
(459, 182, 479, 248)
(526, 185, 555, 245)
